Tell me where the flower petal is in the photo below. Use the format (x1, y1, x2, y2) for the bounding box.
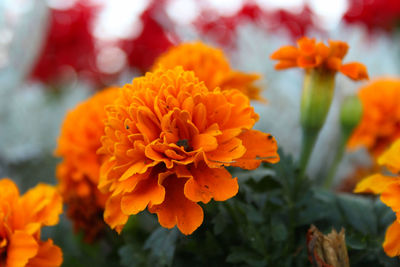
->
(104, 195, 129, 233)
(21, 184, 62, 228)
(7, 231, 39, 267)
(354, 174, 398, 194)
(184, 165, 238, 203)
(232, 129, 280, 170)
(26, 239, 63, 267)
(270, 45, 299, 60)
(383, 220, 400, 257)
(149, 176, 203, 235)
(192, 134, 218, 152)
(381, 182, 400, 212)
(0, 178, 20, 203)
(340, 62, 369, 81)
(378, 139, 400, 173)
(121, 175, 165, 215)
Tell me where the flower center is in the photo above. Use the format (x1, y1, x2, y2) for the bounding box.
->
(176, 139, 192, 152)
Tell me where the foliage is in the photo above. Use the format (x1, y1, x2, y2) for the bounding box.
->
(57, 149, 398, 267)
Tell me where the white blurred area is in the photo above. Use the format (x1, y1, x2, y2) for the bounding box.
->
(43, 0, 348, 40)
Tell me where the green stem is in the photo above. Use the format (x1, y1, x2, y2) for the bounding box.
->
(299, 69, 335, 178)
(299, 128, 319, 178)
(323, 135, 346, 189)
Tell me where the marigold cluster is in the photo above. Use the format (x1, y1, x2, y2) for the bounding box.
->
(0, 178, 63, 267)
(348, 79, 400, 157)
(354, 139, 400, 257)
(270, 37, 368, 81)
(98, 67, 279, 235)
(152, 42, 263, 101)
(55, 87, 119, 241)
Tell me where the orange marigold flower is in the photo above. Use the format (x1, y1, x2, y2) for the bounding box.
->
(354, 139, 400, 257)
(98, 67, 279, 235)
(270, 37, 369, 81)
(151, 41, 263, 101)
(55, 87, 119, 241)
(347, 78, 400, 157)
(0, 178, 63, 267)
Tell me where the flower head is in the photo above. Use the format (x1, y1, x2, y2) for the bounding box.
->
(98, 67, 279, 235)
(0, 178, 63, 267)
(152, 42, 263, 101)
(270, 37, 368, 81)
(56, 87, 119, 241)
(348, 79, 400, 157)
(354, 139, 400, 257)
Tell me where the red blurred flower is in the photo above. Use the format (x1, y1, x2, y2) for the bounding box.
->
(31, 2, 101, 85)
(343, 0, 400, 32)
(121, 0, 177, 72)
(194, 3, 317, 47)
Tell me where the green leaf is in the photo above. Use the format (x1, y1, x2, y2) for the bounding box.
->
(119, 244, 147, 267)
(226, 247, 266, 266)
(337, 193, 377, 235)
(144, 227, 179, 267)
(270, 218, 288, 242)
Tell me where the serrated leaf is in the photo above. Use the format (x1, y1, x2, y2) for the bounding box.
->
(337, 193, 377, 235)
(144, 227, 179, 267)
(119, 244, 147, 267)
(270, 219, 288, 242)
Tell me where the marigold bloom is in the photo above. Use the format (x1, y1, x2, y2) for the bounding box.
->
(98, 67, 279, 235)
(348, 79, 400, 157)
(152, 42, 263, 101)
(270, 37, 368, 81)
(0, 178, 63, 267)
(354, 139, 400, 257)
(56, 87, 119, 241)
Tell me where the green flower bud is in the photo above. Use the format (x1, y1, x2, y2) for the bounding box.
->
(339, 95, 363, 138)
(300, 69, 336, 130)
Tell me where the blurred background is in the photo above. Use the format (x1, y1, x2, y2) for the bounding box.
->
(1, 0, 400, 191)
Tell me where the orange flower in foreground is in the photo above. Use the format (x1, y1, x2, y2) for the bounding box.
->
(98, 67, 279, 235)
(152, 41, 263, 101)
(56, 87, 119, 241)
(354, 139, 400, 257)
(0, 178, 63, 267)
(348, 78, 400, 157)
(270, 37, 368, 81)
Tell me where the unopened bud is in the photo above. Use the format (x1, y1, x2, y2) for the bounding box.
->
(340, 95, 363, 138)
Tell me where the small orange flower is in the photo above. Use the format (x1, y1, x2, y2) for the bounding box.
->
(152, 41, 263, 101)
(270, 37, 368, 80)
(354, 139, 400, 257)
(348, 78, 400, 157)
(55, 87, 119, 241)
(98, 67, 279, 235)
(0, 178, 63, 267)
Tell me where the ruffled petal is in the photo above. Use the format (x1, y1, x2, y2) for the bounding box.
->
(274, 60, 298, 70)
(21, 184, 62, 228)
(232, 129, 280, 170)
(184, 165, 238, 203)
(0, 178, 20, 203)
(340, 62, 369, 81)
(381, 182, 400, 212)
(270, 45, 299, 60)
(378, 139, 400, 173)
(103, 195, 129, 233)
(354, 174, 398, 194)
(383, 220, 400, 257)
(121, 175, 165, 215)
(7, 231, 39, 267)
(149, 176, 203, 235)
(26, 239, 63, 267)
